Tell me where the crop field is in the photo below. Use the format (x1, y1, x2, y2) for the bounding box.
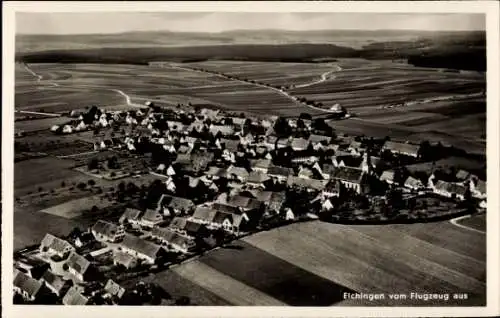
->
(40, 194, 115, 219)
(15, 116, 71, 132)
(456, 214, 486, 233)
(164, 220, 485, 306)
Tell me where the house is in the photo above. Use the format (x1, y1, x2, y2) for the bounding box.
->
(40, 234, 75, 258)
(433, 180, 468, 201)
(150, 227, 196, 253)
(348, 141, 365, 155)
(156, 194, 194, 216)
(66, 252, 91, 282)
(200, 108, 220, 120)
(268, 165, 293, 182)
(62, 285, 89, 306)
(470, 179, 486, 199)
(308, 134, 332, 147)
(140, 209, 164, 228)
(218, 194, 263, 213)
(382, 141, 420, 158)
(404, 176, 425, 191)
(212, 211, 249, 235)
(265, 191, 286, 214)
(13, 270, 44, 302)
(104, 279, 126, 301)
(113, 251, 138, 269)
(380, 170, 396, 185)
(332, 154, 363, 169)
(14, 255, 50, 280)
(227, 166, 250, 182)
(246, 171, 270, 188)
(205, 166, 228, 179)
(322, 179, 342, 198)
(263, 135, 288, 150)
(318, 163, 336, 180)
(291, 156, 319, 165)
(119, 208, 142, 226)
(220, 138, 240, 152)
(119, 235, 162, 265)
(91, 220, 125, 243)
(190, 206, 218, 225)
(291, 138, 309, 151)
(322, 199, 334, 211)
(209, 124, 234, 137)
(41, 269, 70, 297)
(250, 159, 272, 173)
(298, 166, 315, 179)
(456, 169, 472, 181)
(283, 208, 295, 221)
(75, 232, 95, 248)
(287, 176, 328, 192)
(330, 167, 367, 194)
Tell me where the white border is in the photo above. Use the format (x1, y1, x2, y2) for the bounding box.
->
(2, 2, 499, 318)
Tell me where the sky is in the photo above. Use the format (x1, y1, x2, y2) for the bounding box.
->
(16, 12, 486, 35)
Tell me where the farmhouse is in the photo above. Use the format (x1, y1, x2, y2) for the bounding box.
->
(433, 180, 468, 201)
(382, 141, 420, 158)
(156, 194, 195, 216)
(91, 220, 125, 243)
(40, 234, 75, 258)
(119, 235, 162, 265)
(330, 167, 367, 194)
(62, 285, 89, 306)
(113, 251, 138, 269)
(190, 206, 218, 225)
(140, 209, 164, 228)
(119, 208, 142, 226)
(150, 227, 196, 253)
(404, 176, 425, 191)
(322, 180, 342, 198)
(41, 269, 70, 297)
(66, 252, 91, 282)
(13, 270, 44, 302)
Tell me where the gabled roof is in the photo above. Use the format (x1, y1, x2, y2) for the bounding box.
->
(404, 176, 424, 188)
(205, 166, 228, 178)
(435, 180, 468, 196)
(383, 141, 420, 156)
(62, 285, 89, 305)
(380, 170, 395, 183)
(335, 155, 363, 168)
(308, 134, 331, 144)
(212, 211, 234, 225)
(104, 279, 125, 299)
(66, 252, 90, 276)
(41, 269, 67, 294)
(247, 171, 271, 184)
(213, 202, 241, 215)
(268, 165, 293, 178)
(92, 220, 121, 238)
(475, 179, 486, 194)
(40, 234, 74, 254)
(121, 235, 161, 259)
(250, 159, 272, 170)
(226, 195, 263, 211)
(287, 176, 328, 191)
(291, 138, 309, 150)
(184, 221, 206, 234)
(220, 138, 240, 152)
(330, 167, 365, 184)
(321, 164, 336, 176)
(113, 252, 136, 268)
(169, 217, 188, 230)
(14, 270, 43, 298)
(119, 208, 142, 224)
(210, 125, 234, 136)
(142, 209, 163, 223)
(158, 194, 194, 211)
(227, 166, 250, 179)
(456, 169, 471, 180)
(192, 206, 218, 223)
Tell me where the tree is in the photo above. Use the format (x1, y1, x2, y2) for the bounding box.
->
(88, 158, 99, 171)
(38, 187, 43, 192)
(107, 156, 119, 169)
(61, 181, 66, 187)
(88, 179, 96, 186)
(273, 117, 291, 137)
(299, 113, 312, 121)
(77, 182, 87, 190)
(91, 205, 99, 213)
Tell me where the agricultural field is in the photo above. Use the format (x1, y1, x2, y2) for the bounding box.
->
(40, 194, 115, 219)
(456, 214, 486, 233)
(162, 220, 485, 306)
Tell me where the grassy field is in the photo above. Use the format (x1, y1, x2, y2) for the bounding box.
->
(40, 195, 115, 219)
(456, 214, 486, 233)
(163, 220, 485, 306)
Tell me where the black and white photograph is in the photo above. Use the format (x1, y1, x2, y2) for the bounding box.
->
(2, 1, 499, 316)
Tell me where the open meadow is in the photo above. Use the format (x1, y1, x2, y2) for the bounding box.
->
(158, 220, 485, 306)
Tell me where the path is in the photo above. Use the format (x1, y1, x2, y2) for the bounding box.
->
(15, 110, 62, 117)
(294, 65, 342, 88)
(449, 215, 486, 234)
(170, 63, 342, 114)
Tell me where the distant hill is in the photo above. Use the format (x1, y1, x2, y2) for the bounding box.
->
(15, 30, 486, 71)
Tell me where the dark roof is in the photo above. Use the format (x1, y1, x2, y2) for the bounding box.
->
(336, 155, 363, 168)
(152, 227, 194, 247)
(330, 167, 364, 184)
(62, 286, 89, 305)
(212, 211, 233, 224)
(476, 179, 486, 194)
(324, 180, 342, 193)
(142, 209, 163, 223)
(321, 164, 336, 176)
(121, 235, 161, 260)
(227, 166, 250, 179)
(227, 195, 263, 211)
(184, 221, 206, 234)
(92, 220, 121, 238)
(14, 271, 43, 298)
(158, 194, 194, 211)
(169, 217, 188, 230)
(41, 269, 67, 294)
(268, 166, 293, 178)
(213, 202, 241, 215)
(205, 166, 228, 178)
(66, 252, 90, 276)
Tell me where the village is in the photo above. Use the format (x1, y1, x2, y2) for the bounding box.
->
(13, 101, 487, 305)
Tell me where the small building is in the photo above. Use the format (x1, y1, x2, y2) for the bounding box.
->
(308, 134, 332, 147)
(119, 208, 143, 226)
(433, 180, 468, 201)
(190, 206, 218, 225)
(291, 138, 309, 151)
(91, 220, 125, 243)
(41, 269, 71, 297)
(62, 285, 89, 306)
(40, 234, 75, 258)
(140, 209, 164, 228)
(104, 279, 126, 300)
(209, 124, 234, 137)
(330, 167, 367, 194)
(113, 252, 138, 269)
(66, 252, 91, 282)
(13, 270, 44, 302)
(151, 227, 196, 253)
(404, 176, 425, 191)
(119, 235, 162, 265)
(382, 141, 420, 158)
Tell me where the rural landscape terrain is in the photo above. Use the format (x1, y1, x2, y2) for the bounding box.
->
(13, 26, 486, 307)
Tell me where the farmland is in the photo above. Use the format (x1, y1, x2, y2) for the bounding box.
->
(161, 220, 485, 306)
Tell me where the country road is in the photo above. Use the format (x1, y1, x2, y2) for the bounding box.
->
(294, 65, 342, 89)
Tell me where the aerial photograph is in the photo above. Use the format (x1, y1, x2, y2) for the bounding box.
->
(12, 11, 486, 307)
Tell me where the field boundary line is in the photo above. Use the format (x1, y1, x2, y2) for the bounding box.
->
(450, 215, 486, 234)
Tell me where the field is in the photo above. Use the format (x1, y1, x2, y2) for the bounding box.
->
(15, 57, 485, 154)
(40, 195, 115, 219)
(159, 220, 485, 306)
(456, 214, 486, 232)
